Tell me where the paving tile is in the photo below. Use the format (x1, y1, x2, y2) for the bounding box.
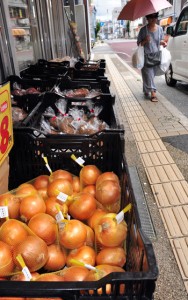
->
(170, 237, 188, 280)
(184, 281, 188, 294)
(151, 181, 188, 207)
(137, 139, 167, 154)
(159, 206, 188, 238)
(145, 164, 184, 184)
(134, 130, 160, 142)
(141, 151, 174, 167)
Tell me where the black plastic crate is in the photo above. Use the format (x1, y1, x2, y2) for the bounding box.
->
(56, 76, 111, 94)
(17, 91, 116, 128)
(68, 67, 106, 80)
(4, 136, 158, 299)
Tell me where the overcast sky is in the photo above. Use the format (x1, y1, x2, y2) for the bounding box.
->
(92, 0, 122, 21)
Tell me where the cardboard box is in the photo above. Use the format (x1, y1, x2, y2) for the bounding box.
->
(0, 156, 9, 194)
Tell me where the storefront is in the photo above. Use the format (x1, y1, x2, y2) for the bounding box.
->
(0, 0, 90, 83)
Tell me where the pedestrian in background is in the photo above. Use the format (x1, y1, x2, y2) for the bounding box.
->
(137, 12, 167, 102)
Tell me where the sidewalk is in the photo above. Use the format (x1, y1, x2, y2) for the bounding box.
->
(92, 42, 188, 299)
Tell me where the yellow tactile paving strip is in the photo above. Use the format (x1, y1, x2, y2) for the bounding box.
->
(151, 181, 188, 207)
(104, 54, 188, 293)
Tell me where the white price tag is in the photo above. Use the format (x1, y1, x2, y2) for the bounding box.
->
(84, 264, 97, 271)
(57, 192, 68, 202)
(22, 266, 32, 281)
(115, 211, 124, 224)
(76, 157, 85, 166)
(55, 211, 64, 223)
(0, 206, 9, 218)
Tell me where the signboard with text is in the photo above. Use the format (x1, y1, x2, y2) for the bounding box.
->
(0, 82, 13, 166)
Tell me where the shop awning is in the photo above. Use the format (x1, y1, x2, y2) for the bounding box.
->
(160, 17, 172, 27)
(12, 28, 27, 36)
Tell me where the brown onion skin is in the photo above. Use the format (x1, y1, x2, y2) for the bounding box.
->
(13, 235, 48, 272)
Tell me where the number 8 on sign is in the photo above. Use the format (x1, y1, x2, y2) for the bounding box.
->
(0, 116, 9, 154)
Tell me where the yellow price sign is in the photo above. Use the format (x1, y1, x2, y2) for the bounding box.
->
(0, 82, 13, 166)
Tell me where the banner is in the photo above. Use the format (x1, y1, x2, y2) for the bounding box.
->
(0, 82, 13, 166)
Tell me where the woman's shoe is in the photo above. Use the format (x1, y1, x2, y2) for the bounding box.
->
(151, 96, 158, 102)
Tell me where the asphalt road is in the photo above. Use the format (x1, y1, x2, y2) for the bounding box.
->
(107, 39, 188, 119)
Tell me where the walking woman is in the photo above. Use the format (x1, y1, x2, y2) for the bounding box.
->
(137, 12, 167, 102)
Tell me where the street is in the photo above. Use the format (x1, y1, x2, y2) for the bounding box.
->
(107, 39, 188, 119)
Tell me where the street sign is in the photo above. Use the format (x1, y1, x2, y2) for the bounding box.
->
(100, 22, 104, 26)
(0, 82, 13, 166)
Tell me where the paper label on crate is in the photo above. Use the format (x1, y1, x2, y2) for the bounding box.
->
(22, 266, 32, 281)
(75, 157, 85, 166)
(0, 206, 9, 218)
(55, 211, 64, 223)
(57, 192, 68, 202)
(115, 211, 124, 224)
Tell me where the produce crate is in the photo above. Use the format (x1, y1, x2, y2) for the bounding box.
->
(9, 90, 122, 189)
(56, 76, 111, 94)
(20, 59, 70, 79)
(3, 134, 158, 299)
(74, 58, 106, 69)
(16, 91, 116, 128)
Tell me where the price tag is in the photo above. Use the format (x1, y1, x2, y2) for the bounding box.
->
(55, 211, 64, 223)
(57, 192, 69, 202)
(0, 82, 13, 166)
(22, 266, 32, 281)
(115, 211, 124, 224)
(76, 157, 85, 166)
(0, 206, 8, 218)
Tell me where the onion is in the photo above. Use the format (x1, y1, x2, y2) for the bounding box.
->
(84, 224, 95, 247)
(28, 213, 57, 245)
(60, 266, 89, 281)
(45, 197, 68, 218)
(72, 176, 80, 193)
(95, 180, 121, 205)
(68, 192, 96, 220)
(19, 194, 46, 222)
(82, 185, 96, 197)
(66, 245, 96, 267)
(43, 244, 67, 271)
(58, 219, 87, 249)
(13, 235, 48, 272)
(0, 241, 14, 276)
(11, 272, 39, 281)
(94, 213, 127, 248)
(96, 172, 119, 186)
(33, 175, 49, 189)
(0, 219, 28, 247)
(80, 165, 101, 187)
(86, 209, 107, 229)
(36, 273, 64, 281)
(15, 183, 37, 198)
(49, 169, 73, 184)
(47, 179, 73, 197)
(85, 264, 125, 295)
(96, 247, 126, 267)
(0, 193, 21, 220)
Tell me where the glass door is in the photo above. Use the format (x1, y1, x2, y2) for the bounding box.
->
(0, 2, 16, 82)
(6, 0, 44, 71)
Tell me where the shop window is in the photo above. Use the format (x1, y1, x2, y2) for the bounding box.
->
(8, 0, 34, 70)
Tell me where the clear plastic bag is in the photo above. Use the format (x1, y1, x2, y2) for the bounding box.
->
(132, 45, 144, 69)
(160, 46, 171, 73)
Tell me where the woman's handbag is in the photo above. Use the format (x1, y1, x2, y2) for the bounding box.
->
(144, 51, 161, 67)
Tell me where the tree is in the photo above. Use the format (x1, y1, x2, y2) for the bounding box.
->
(126, 20, 130, 38)
(95, 22, 101, 38)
